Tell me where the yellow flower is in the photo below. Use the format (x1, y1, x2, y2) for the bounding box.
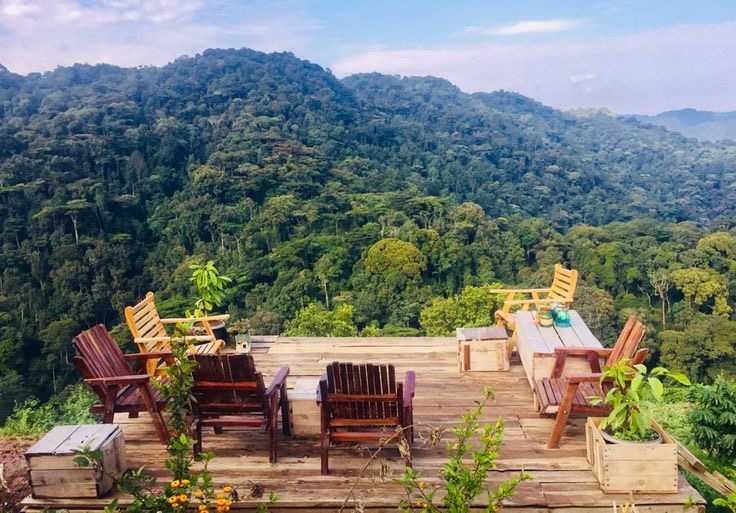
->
(171, 480, 180, 488)
(179, 494, 189, 502)
(223, 486, 232, 493)
(216, 493, 225, 500)
(193, 490, 204, 498)
(198, 505, 208, 511)
(418, 480, 425, 490)
(181, 479, 191, 486)
(216, 498, 227, 506)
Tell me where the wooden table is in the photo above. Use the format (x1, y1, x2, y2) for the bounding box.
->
(514, 310, 603, 387)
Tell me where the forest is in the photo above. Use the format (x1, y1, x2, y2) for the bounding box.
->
(2, 48, 736, 422)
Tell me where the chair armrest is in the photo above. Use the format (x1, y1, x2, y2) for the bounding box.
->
(565, 373, 604, 384)
(134, 335, 214, 343)
(84, 375, 150, 386)
(160, 314, 231, 324)
(489, 288, 551, 294)
(551, 347, 611, 377)
(554, 347, 612, 357)
(403, 371, 416, 406)
(502, 298, 562, 307)
(266, 366, 290, 398)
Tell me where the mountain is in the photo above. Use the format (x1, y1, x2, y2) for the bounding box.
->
(2, 48, 736, 418)
(633, 108, 736, 142)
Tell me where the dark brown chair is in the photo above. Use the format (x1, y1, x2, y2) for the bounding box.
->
(319, 362, 416, 475)
(535, 315, 648, 448)
(72, 324, 170, 443)
(190, 353, 290, 462)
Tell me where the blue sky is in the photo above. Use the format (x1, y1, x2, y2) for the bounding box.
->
(1, 0, 735, 113)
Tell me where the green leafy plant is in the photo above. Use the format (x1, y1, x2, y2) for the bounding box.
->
(714, 493, 736, 513)
(398, 387, 531, 512)
(190, 260, 232, 316)
(591, 359, 691, 441)
(688, 375, 736, 466)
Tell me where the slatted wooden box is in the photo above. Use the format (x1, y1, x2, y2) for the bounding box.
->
(586, 417, 678, 493)
(456, 326, 510, 372)
(25, 424, 126, 498)
(288, 377, 321, 437)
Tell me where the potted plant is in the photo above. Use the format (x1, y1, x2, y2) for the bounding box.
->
(228, 319, 252, 353)
(586, 359, 690, 493)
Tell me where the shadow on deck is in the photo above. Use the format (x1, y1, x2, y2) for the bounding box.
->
(23, 336, 704, 512)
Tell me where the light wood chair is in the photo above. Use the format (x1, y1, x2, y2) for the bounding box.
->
(535, 315, 647, 448)
(124, 291, 227, 376)
(492, 264, 578, 331)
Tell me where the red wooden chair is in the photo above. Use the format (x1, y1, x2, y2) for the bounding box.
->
(319, 362, 416, 475)
(190, 353, 290, 462)
(72, 324, 170, 443)
(535, 315, 647, 448)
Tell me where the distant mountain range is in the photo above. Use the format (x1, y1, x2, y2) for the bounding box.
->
(633, 108, 736, 142)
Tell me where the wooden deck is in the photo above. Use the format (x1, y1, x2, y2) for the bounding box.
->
(23, 336, 704, 512)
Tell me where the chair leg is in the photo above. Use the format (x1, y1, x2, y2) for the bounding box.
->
(320, 430, 330, 475)
(137, 383, 169, 444)
(280, 383, 291, 437)
(192, 419, 203, 458)
(102, 387, 116, 424)
(269, 392, 279, 463)
(547, 381, 578, 448)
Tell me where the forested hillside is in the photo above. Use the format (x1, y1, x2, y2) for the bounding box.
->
(2, 48, 736, 420)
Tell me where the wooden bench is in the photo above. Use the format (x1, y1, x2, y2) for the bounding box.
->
(514, 310, 603, 387)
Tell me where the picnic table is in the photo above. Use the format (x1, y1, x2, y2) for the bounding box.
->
(514, 310, 603, 387)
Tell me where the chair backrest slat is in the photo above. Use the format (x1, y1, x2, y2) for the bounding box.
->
(125, 292, 169, 352)
(325, 362, 399, 420)
(72, 325, 136, 403)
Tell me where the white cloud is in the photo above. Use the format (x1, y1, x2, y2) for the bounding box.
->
(331, 22, 736, 114)
(467, 19, 583, 36)
(0, 0, 321, 73)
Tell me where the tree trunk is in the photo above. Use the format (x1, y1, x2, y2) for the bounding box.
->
(322, 280, 330, 309)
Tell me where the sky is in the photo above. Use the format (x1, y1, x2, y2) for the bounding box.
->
(0, 0, 735, 114)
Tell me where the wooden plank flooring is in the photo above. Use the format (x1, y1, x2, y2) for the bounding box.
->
(23, 337, 704, 512)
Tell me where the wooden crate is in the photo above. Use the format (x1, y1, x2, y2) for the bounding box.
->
(586, 417, 678, 493)
(288, 377, 321, 437)
(456, 326, 509, 372)
(25, 424, 126, 498)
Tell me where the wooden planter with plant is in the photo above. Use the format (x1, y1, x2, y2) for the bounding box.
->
(585, 359, 690, 493)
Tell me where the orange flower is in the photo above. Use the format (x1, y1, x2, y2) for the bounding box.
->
(179, 494, 189, 502)
(181, 479, 191, 486)
(223, 485, 233, 493)
(170, 480, 180, 488)
(193, 490, 204, 498)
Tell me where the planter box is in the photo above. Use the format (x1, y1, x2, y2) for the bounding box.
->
(25, 424, 126, 498)
(456, 326, 509, 372)
(586, 417, 678, 493)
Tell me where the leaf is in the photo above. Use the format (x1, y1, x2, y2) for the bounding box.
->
(649, 376, 664, 400)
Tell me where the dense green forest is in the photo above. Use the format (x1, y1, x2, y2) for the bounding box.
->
(2, 48, 736, 422)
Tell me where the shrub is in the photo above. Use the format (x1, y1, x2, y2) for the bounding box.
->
(688, 375, 736, 466)
(419, 284, 504, 336)
(282, 303, 357, 336)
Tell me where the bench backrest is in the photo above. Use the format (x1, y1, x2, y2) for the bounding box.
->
(191, 353, 268, 416)
(548, 264, 578, 303)
(322, 362, 402, 420)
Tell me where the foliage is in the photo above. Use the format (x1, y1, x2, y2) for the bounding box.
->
(688, 375, 736, 465)
(713, 494, 736, 513)
(282, 303, 358, 336)
(591, 359, 691, 441)
(670, 268, 731, 317)
(365, 239, 427, 280)
(398, 387, 532, 512)
(0, 384, 97, 436)
(3, 49, 736, 417)
(190, 260, 232, 316)
(419, 284, 504, 336)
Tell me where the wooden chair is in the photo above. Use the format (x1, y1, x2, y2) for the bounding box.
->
(72, 324, 170, 443)
(318, 362, 416, 475)
(125, 291, 228, 376)
(535, 315, 647, 448)
(190, 353, 290, 463)
(492, 264, 578, 331)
